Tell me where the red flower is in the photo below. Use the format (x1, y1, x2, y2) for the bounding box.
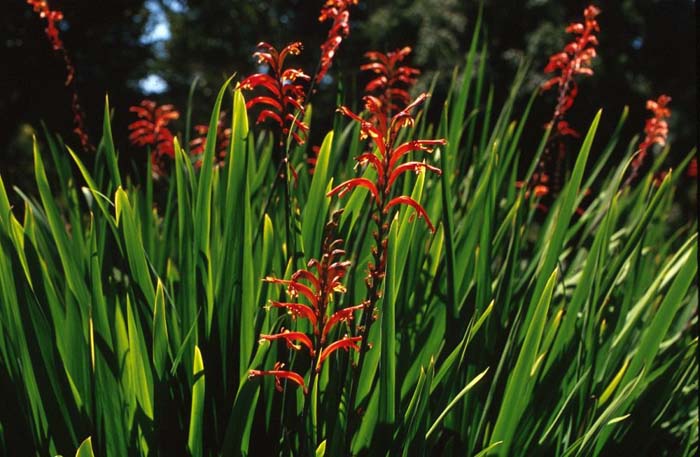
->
(361, 47, 420, 115)
(318, 335, 362, 367)
(128, 100, 180, 177)
(688, 158, 697, 178)
(27, 0, 93, 152)
(542, 4, 600, 137)
(249, 362, 308, 394)
(328, 94, 444, 234)
(319, 0, 358, 22)
(326, 94, 444, 367)
(250, 213, 363, 393)
(628, 94, 671, 184)
(190, 111, 231, 166)
(240, 42, 310, 146)
(527, 5, 600, 204)
(259, 329, 316, 356)
(27, 0, 64, 51)
(316, 1, 358, 84)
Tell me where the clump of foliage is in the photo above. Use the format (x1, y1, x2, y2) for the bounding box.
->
(0, 2, 697, 457)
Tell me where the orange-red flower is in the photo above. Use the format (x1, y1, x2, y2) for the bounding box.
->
(326, 94, 444, 368)
(128, 100, 180, 177)
(190, 111, 231, 166)
(361, 47, 420, 116)
(628, 94, 671, 184)
(316, 0, 358, 83)
(688, 158, 697, 178)
(240, 42, 310, 146)
(250, 213, 363, 393)
(27, 0, 93, 152)
(27, 0, 64, 52)
(328, 94, 444, 234)
(542, 4, 600, 137)
(527, 5, 600, 205)
(249, 362, 308, 394)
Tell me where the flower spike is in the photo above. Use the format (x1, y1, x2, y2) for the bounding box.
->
(27, 0, 93, 152)
(190, 111, 231, 166)
(128, 100, 181, 178)
(627, 95, 672, 185)
(241, 42, 310, 147)
(254, 212, 364, 394)
(316, 0, 358, 83)
(361, 47, 420, 116)
(528, 4, 601, 202)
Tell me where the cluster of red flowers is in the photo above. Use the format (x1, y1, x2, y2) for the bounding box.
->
(542, 4, 601, 138)
(249, 212, 363, 394)
(27, 0, 92, 152)
(525, 4, 600, 203)
(190, 111, 232, 166)
(128, 100, 180, 178)
(627, 94, 671, 184)
(328, 94, 443, 233)
(27, 0, 64, 51)
(361, 47, 420, 115)
(327, 94, 444, 363)
(240, 42, 310, 147)
(316, 0, 358, 84)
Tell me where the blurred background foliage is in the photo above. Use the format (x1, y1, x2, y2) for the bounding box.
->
(0, 0, 696, 193)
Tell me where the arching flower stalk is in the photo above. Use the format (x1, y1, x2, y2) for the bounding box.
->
(241, 42, 311, 261)
(26, 0, 93, 152)
(128, 100, 180, 178)
(361, 47, 420, 118)
(249, 211, 363, 395)
(316, 0, 359, 85)
(240, 42, 310, 149)
(532, 4, 600, 197)
(626, 95, 671, 186)
(327, 94, 444, 382)
(190, 111, 231, 168)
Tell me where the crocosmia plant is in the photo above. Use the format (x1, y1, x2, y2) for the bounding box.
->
(0, 2, 696, 457)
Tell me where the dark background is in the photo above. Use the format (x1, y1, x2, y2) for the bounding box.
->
(1, 0, 696, 193)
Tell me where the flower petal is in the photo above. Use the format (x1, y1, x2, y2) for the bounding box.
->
(384, 196, 435, 233)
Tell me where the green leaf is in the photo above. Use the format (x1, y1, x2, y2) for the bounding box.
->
(152, 280, 169, 380)
(188, 345, 205, 457)
(75, 436, 94, 457)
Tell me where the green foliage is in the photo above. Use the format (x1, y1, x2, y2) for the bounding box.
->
(0, 28, 697, 457)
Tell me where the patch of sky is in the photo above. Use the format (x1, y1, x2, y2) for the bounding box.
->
(138, 0, 186, 94)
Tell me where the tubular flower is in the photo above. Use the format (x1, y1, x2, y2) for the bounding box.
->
(249, 362, 308, 394)
(361, 47, 420, 116)
(250, 212, 363, 393)
(327, 94, 444, 361)
(328, 94, 443, 234)
(529, 4, 600, 202)
(240, 42, 310, 147)
(27, 0, 92, 152)
(128, 100, 180, 178)
(190, 111, 232, 167)
(542, 4, 600, 131)
(627, 95, 672, 184)
(316, 0, 358, 84)
(688, 158, 697, 178)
